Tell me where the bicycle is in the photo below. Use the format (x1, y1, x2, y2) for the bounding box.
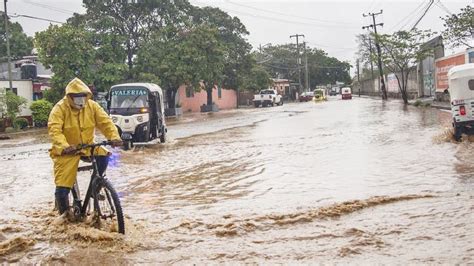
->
(70, 141, 125, 234)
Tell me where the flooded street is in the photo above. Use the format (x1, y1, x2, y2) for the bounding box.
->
(1, 97, 473, 263)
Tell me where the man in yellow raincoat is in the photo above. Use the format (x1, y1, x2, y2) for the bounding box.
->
(48, 78, 122, 215)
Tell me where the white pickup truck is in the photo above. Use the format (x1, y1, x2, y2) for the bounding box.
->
(253, 89, 283, 107)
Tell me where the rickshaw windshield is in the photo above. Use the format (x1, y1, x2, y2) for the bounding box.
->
(110, 87, 149, 108)
(314, 90, 323, 96)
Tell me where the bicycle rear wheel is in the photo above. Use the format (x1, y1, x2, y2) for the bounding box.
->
(94, 179, 125, 234)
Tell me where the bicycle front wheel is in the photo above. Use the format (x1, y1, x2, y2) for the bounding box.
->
(94, 179, 125, 234)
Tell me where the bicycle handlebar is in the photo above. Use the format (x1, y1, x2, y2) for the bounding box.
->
(77, 140, 115, 150)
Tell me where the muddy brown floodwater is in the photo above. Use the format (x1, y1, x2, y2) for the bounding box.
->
(1, 97, 473, 264)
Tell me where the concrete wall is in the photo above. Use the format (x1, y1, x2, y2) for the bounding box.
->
(355, 71, 419, 100)
(0, 80, 33, 116)
(177, 85, 237, 113)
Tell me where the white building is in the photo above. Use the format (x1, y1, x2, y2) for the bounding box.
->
(0, 80, 34, 117)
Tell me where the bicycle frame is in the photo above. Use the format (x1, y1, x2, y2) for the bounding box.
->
(71, 144, 105, 219)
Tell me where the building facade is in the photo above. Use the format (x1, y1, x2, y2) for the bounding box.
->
(176, 85, 237, 113)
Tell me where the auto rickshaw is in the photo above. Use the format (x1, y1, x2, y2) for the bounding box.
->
(448, 63, 474, 141)
(313, 89, 327, 102)
(341, 87, 352, 100)
(108, 83, 167, 150)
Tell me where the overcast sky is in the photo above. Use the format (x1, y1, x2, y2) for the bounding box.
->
(2, 0, 473, 72)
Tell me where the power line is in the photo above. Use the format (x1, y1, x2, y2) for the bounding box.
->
(367, 0, 379, 11)
(225, 0, 356, 26)
(306, 41, 357, 50)
(10, 13, 64, 24)
(398, 0, 431, 31)
(435, 0, 452, 15)
(389, 0, 428, 32)
(217, 7, 359, 30)
(410, 0, 435, 29)
(22, 0, 75, 15)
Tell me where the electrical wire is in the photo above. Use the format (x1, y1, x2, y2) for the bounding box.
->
(410, 0, 435, 30)
(306, 41, 358, 50)
(21, 0, 76, 15)
(396, 0, 431, 31)
(225, 0, 355, 26)
(435, 0, 453, 15)
(10, 13, 64, 24)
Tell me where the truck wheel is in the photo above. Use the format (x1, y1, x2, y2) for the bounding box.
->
(254, 102, 260, 108)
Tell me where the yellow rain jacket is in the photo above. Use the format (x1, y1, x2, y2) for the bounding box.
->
(48, 78, 120, 188)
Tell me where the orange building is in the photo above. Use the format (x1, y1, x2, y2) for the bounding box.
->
(177, 84, 237, 113)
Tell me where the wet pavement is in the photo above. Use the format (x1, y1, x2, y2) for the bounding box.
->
(0, 97, 473, 263)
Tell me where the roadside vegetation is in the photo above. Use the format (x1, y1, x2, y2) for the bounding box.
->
(355, 4, 473, 104)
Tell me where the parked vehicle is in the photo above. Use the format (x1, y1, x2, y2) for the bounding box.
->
(313, 89, 327, 102)
(341, 87, 352, 100)
(329, 87, 339, 96)
(448, 64, 474, 141)
(253, 89, 283, 107)
(108, 83, 167, 150)
(299, 91, 314, 102)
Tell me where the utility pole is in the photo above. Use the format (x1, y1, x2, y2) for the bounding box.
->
(303, 42, 309, 92)
(290, 34, 304, 92)
(363, 10, 387, 100)
(363, 30, 375, 80)
(356, 59, 361, 97)
(4, 0, 13, 91)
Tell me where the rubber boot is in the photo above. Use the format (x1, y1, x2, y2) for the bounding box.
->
(55, 187, 70, 215)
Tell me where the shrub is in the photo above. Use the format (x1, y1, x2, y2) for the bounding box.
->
(5, 91, 27, 121)
(13, 117, 28, 129)
(42, 88, 63, 105)
(30, 100, 53, 127)
(423, 102, 431, 107)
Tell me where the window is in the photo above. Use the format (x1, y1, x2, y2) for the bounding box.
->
(218, 86, 222, 99)
(109, 87, 149, 108)
(469, 80, 474, 91)
(186, 86, 194, 98)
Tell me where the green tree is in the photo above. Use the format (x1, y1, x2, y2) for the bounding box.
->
(135, 26, 192, 108)
(35, 24, 96, 99)
(0, 15, 33, 59)
(5, 91, 27, 121)
(30, 99, 53, 127)
(70, 0, 193, 76)
(259, 44, 351, 88)
(191, 7, 253, 90)
(186, 25, 225, 106)
(442, 5, 473, 48)
(242, 65, 272, 92)
(377, 29, 434, 104)
(35, 24, 127, 102)
(137, 25, 225, 108)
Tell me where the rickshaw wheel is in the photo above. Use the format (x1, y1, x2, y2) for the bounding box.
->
(160, 128, 166, 143)
(123, 140, 132, 150)
(453, 125, 462, 142)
